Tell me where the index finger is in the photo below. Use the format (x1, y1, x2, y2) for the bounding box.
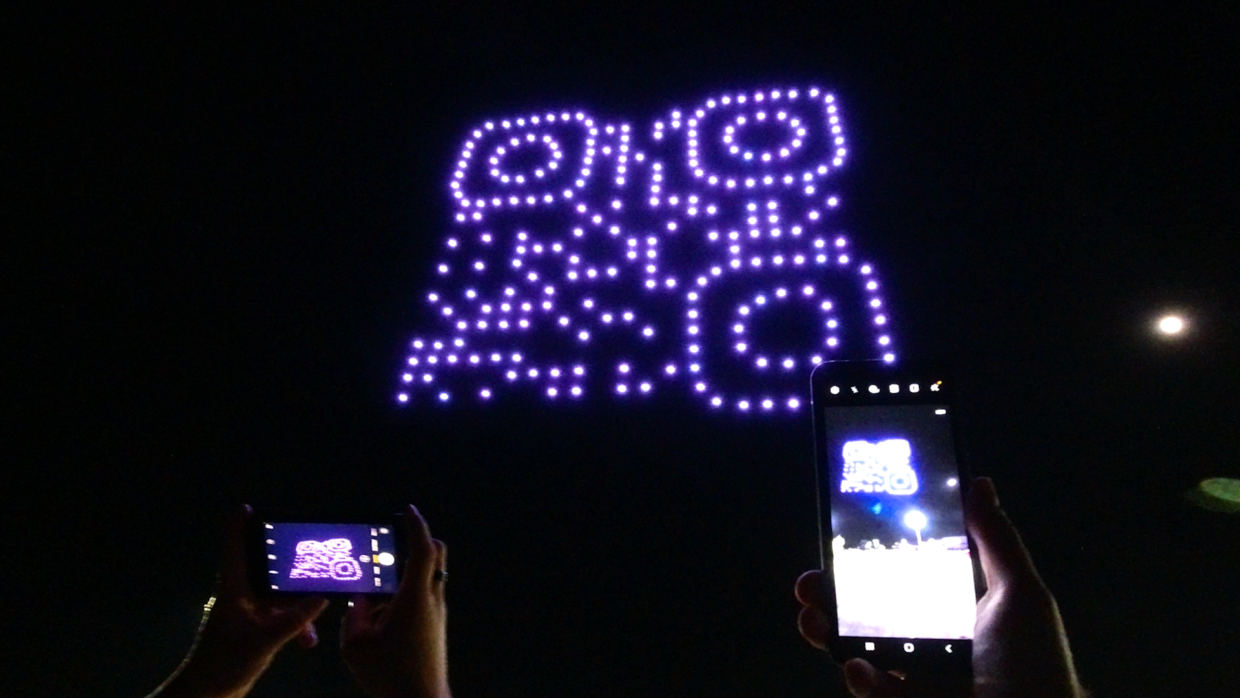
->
(389, 504, 438, 620)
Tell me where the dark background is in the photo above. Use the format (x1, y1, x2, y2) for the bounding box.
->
(9, 3, 1239, 696)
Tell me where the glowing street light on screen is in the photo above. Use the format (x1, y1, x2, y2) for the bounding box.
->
(904, 510, 927, 548)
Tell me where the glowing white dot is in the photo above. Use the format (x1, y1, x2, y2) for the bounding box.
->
(1157, 315, 1185, 335)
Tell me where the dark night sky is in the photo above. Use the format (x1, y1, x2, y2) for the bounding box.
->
(9, 3, 1240, 696)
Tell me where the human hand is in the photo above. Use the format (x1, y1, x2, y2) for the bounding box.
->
(341, 504, 450, 698)
(149, 505, 329, 698)
(795, 478, 1085, 698)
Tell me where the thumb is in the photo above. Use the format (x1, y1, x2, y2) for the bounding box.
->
(843, 659, 907, 698)
(965, 477, 1042, 592)
(270, 596, 329, 643)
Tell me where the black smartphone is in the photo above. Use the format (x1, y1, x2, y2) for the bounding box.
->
(810, 360, 981, 677)
(247, 512, 407, 596)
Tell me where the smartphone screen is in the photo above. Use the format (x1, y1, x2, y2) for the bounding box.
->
(812, 362, 978, 670)
(260, 521, 401, 594)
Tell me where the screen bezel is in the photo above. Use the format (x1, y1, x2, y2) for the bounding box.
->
(246, 512, 407, 598)
(809, 360, 981, 675)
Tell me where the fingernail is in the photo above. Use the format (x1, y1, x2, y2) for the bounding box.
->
(974, 477, 999, 507)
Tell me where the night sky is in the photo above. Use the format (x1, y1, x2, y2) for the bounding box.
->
(11, 4, 1240, 696)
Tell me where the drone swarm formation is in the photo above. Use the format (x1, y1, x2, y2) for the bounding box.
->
(400, 86, 894, 414)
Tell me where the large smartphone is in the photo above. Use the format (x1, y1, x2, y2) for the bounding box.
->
(810, 361, 981, 676)
(247, 512, 407, 596)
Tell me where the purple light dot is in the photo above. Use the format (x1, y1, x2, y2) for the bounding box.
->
(619, 363, 631, 374)
(803, 285, 814, 295)
(783, 358, 795, 369)
(827, 337, 838, 347)
(883, 353, 896, 363)
(711, 396, 723, 407)
(397, 393, 409, 403)
(879, 336, 890, 345)
(528, 368, 539, 378)
(480, 388, 492, 399)
(571, 386, 583, 397)
(756, 357, 769, 368)
(578, 330, 590, 341)
(639, 382, 652, 393)
(811, 355, 823, 364)
(438, 392, 450, 402)
(423, 374, 433, 383)
(642, 327, 654, 337)
(736, 342, 748, 353)
(547, 387, 558, 398)
(688, 344, 700, 354)
(408, 357, 419, 366)
(788, 398, 800, 409)
(762, 399, 774, 410)
(617, 383, 628, 394)
(870, 299, 882, 308)
(739, 400, 751, 411)
(689, 363, 701, 372)
(861, 264, 873, 274)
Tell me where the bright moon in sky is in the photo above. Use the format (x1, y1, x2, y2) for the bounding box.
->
(1157, 315, 1185, 335)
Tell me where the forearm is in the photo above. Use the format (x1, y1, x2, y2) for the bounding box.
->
(146, 655, 262, 698)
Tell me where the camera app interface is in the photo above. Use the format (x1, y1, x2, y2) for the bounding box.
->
(263, 522, 399, 593)
(824, 404, 976, 640)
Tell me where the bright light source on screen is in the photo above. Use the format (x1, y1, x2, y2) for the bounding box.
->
(904, 510, 927, 531)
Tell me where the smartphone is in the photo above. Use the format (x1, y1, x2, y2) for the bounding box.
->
(810, 360, 980, 676)
(247, 512, 406, 596)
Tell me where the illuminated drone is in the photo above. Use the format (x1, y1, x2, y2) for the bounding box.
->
(398, 85, 894, 414)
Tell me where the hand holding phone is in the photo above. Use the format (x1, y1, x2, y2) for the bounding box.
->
(340, 504, 451, 698)
(798, 479, 1083, 697)
(801, 361, 1083, 696)
(148, 506, 330, 698)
